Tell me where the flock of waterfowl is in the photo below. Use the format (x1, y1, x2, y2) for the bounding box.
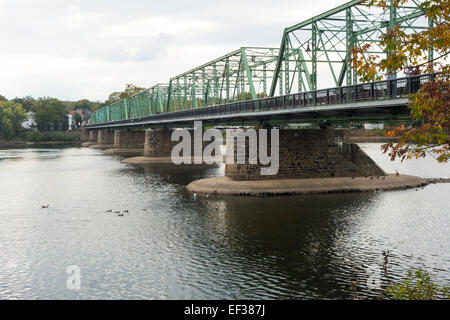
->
(41, 204, 148, 216)
(106, 208, 148, 216)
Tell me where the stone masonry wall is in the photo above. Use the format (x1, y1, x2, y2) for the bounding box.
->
(97, 130, 114, 144)
(144, 128, 177, 157)
(81, 128, 89, 141)
(143, 128, 217, 158)
(225, 129, 385, 181)
(89, 130, 97, 142)
(114, 130, 145, 149)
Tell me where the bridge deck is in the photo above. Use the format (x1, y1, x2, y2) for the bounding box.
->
(87, 74, 434, 129)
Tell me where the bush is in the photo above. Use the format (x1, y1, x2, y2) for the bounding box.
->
(26, 131, 42, 142)
(385, 269, 450, 300)
(25, 131, 79, 142)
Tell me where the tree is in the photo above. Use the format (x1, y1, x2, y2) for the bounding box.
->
(12, 96, 36, 112)
(0, 101, 27, 139)
(104, 84, 146, 105)
(350, 0, 449, 163)
(0, 94, 7, 102)
(32, 98, 68, 131)
(90, 103, 102, 112)
(104, 91, 121, 105)
(119, 84, 146, 100)
(73, 112, 83, 127)
(72, 99, 94, 111)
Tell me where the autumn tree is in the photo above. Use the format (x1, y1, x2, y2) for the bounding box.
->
(350, 0, 449, 163)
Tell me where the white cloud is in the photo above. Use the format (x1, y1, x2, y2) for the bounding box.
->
(66, 5, 81, 31)
(0, 0, 349, 101)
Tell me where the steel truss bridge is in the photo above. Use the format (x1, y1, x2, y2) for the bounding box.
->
(89, 0, 434, 128)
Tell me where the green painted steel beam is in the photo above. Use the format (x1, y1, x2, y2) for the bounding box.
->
(270, 0, 428, 97)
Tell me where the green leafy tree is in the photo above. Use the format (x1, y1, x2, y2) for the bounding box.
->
(73, 113, 83, 127)
(32, 98, 68, 131)
(119, 84, 146, 100)
(12, 96, 36, 112)
(0, 94, 7, 102)
(104, 91, 121, 105)
(90, 103, 102, 112)
(350, 0, 449, 163)
(104, 84, 146, 105)
(0, 101, 27, 139)
(73, 99, 94, 111)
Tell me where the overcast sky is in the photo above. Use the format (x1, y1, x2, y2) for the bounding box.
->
(0, 0, 347, 102)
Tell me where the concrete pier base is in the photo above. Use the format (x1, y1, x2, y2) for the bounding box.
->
(122, 156, 176, 165)
(81, 141, 97, 147)
(186, 175, 430, 196)
(104, 149, 143, 157)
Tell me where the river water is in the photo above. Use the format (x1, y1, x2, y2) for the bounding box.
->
(0, 144, 448, 299)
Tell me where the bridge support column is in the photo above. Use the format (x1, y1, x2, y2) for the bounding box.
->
(89, 130, 97, 142)
(103, 129, 145, 157)
(121, 127, 176, 164)
(81, 130, 98, 147)
(122, 126, 220, 165)
(184, 128, 430, 197)
(225, 129, 385, 181)
(144, 127, 174, 157)
(90, 130, 114, 149)
(80, 127, 89, 141)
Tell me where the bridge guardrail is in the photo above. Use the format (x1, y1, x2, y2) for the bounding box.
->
(88, 73, 438, 127)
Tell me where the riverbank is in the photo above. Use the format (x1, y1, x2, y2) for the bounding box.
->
(0, 131, 81, 148)
(346, 129, 400, 143)
(0, 140, 82, 148)
(186, 175, 450, 196)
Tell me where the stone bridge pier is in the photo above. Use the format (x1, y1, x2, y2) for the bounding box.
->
(90, 130, 114, 149)
(122, 127, 220, 165)
(225, 128, 385, 181)
(123, 127, 177, 164)
(80, 127, 90, 141)
(81, 129, 98, 147)
(186, 128, 429, 196)
(103, 129, 145, 156)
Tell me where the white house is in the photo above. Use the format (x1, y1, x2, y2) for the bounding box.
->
(21, 112, 36, 129)
(363, 123, 384, 130)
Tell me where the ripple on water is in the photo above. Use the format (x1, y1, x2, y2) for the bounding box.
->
(0, 145, 448, 299)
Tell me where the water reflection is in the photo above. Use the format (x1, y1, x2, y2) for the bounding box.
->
(0, 145, 448, 299)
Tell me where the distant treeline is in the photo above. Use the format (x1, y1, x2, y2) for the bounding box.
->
(0, 94, 102, 140)
(0, 83, 180, 140)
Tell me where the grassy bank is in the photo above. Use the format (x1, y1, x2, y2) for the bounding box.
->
(0, 131, 81, 147)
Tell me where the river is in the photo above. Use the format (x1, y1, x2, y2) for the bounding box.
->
(0, 144, 448, 299)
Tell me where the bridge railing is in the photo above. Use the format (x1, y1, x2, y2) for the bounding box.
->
(89, 73, 437, 126)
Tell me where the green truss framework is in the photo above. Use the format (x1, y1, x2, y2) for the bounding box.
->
(270, 0, 432, 96)
(91, 0, 432, 124)
(167, 47, 280, 112)
(91, 84, 169, 124)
